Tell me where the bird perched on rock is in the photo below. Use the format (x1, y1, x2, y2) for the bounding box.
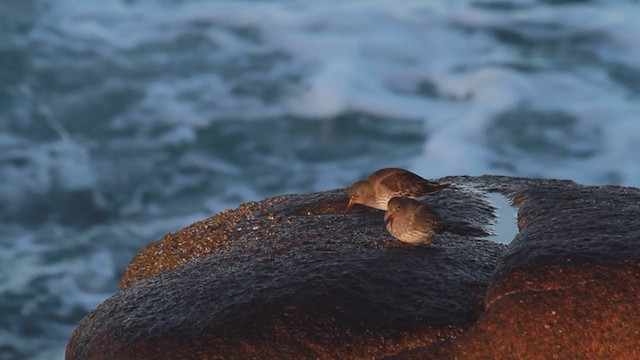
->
(384, 197, 443, 245)
(347, 168, 449, 210)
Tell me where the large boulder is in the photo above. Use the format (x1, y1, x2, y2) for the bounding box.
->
(66, 176, 640, 359)
(395, 178, 640, 359)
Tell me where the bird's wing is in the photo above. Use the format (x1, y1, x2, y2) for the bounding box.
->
(378, 171, 448, 198)
(414, 205, 443, 233)
(368, 168, 408, 180)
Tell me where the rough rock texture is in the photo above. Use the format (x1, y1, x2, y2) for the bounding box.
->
(66, 176, 640, 359)
(120, 183, 495, 289)
(394, 177, 640, 359)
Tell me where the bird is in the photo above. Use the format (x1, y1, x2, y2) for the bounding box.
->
(346, 168, 449, 210)
(384, 197, 443, 245)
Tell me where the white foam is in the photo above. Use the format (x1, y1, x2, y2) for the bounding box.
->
(0, 138, 96, 207)
(7, 1, 640, 358)
(30, 0, 640, 186)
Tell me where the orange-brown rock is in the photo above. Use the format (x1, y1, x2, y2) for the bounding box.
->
(394, 180, 640, 359)
(66, 176, 640, 359)
(66, 178, 500, 359)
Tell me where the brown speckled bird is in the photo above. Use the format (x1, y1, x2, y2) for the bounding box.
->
(384, 197, 442, 245)
(347, 168, 449, 210)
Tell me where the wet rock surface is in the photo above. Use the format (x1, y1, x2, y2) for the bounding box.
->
(394, 177, 640, 359)
(67, 176, 640, 359)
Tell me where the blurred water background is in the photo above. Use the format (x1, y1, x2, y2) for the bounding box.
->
(1, 0, 640, 358)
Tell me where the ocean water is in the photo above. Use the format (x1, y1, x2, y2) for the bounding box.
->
(1, 0, 640, 358)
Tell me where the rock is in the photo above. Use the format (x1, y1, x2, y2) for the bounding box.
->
(393, 178, 640, 359)
(66, 176, 640, 359)
(67, 180, 503, 359)
(120, 185, 496, 289)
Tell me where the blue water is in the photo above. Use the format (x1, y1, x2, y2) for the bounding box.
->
(2, 0, 640, 358)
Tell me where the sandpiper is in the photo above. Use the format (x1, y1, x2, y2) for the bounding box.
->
(384, 197, 442, 245)
(347, 168, 449, 210)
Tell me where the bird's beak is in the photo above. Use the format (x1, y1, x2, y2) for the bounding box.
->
(384, 212, 393, 226)
(346, 199, 354, 211)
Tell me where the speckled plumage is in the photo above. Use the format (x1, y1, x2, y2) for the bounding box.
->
(347, 168, 449, 210)
(384, 197, 442, 245)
